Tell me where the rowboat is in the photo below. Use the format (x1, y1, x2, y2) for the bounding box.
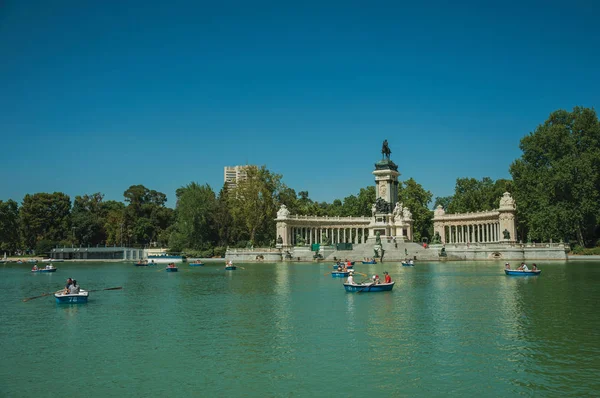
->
(343, 282, 395, 292)
(505, 269, 541, 276)
(165, 267, 178, 272)
(401, 262, 414, 267)
(31, 268, 57, 273)
(189, 262, 204, 266)
(54, 289, 89, 304)
(332, 264, 353, 269)
(361, 260, 377, 264)
(331, 271, 349, 277)
(134, 262, 149, 266)
(27, 259, 38, 264)
(225, 266, 237, 270)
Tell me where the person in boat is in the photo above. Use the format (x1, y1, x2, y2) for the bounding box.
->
(384, 271, 391, 284)
(505, 262, 511, 270)
(532, 263, 538, 271)
(409, 259, 414, 265)
(337, 264, 343, 272)
(347, 271, 355, 285)
(64, 278, 73, 294)
(375, 275, 381, 284)
(69, 280, 80, 294)
(522, 263, 529, 271)
(32, 264, 39, 271)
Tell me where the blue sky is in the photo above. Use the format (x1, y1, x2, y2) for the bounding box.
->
(1, 0, 598, 208)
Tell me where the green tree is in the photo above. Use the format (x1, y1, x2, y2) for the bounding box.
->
(398, 178, 433, 242)
(20, 192, 71, 249)
(171, 182, 217, 250)
(0, 199, 20, 253)
(433, 196, 453, 211)
(229, 166, 284, 245)
(447, 177, 512, 213)
(510, 107, 600, 246)
(122, 185, 173, 246)
(102, 200, 126, 246)
(356, 186, 376, 216)
(71, 193, 106, 246)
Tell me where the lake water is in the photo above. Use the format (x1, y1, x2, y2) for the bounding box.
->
(1, 261, 599, 397)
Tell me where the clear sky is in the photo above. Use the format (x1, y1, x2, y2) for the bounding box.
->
(1, 0, 598, 208)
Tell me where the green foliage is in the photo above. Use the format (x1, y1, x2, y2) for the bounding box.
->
(20, 192, 71, 249)
(0, 199, 20, 253)
(510, 107, 600, 246)
(35, 239, 57, 255)
(122, 185, 173, 245)
(229, 166, 284, 246)
(570, 245, 600, 255)
(71, 193, 106, 246)
(447, 177, 512, 213)
(398, 178, 433, 241)
(171, 182, 217, 250)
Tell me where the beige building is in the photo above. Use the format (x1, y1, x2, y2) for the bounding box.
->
(224, 165, 251, 190)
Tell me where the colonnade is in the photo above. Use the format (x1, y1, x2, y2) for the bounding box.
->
(288, 226, 369, 246)
(443, 222, 501, 244)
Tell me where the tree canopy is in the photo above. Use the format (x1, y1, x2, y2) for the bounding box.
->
(510, 107, 600, 246)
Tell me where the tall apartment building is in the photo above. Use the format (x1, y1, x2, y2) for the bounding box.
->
(224, 165, 251, 190)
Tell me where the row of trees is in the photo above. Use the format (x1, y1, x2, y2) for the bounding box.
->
(1, 107, 598, 255)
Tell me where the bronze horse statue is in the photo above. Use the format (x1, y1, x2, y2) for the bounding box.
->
(382, 139, 391, 159)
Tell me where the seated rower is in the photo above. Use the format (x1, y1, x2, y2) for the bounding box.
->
(346, 271, 355, 285)
(384, 271, 392, 284)
(522, 263, 529, 271)
(532, 263, 538, 271)
(32, 264, 38, 271)
(505, 262, 510, 270)
(375, 275, 381, 284)
(69, 280, 80, 294)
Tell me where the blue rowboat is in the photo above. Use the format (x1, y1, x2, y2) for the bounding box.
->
(332, 271, 349, 277)
(31, 268, 57, 273)
(361, 260, 377, 265)
(134, 262, 149, 266)
(332, 265, 353, 269)
(189, 263, 204, 266)
(225, 266, 237, 270)
(54, 290, 89, 304)
(165, 267, 178, 272)
(505, 269, 541, 276)
(401, 262, 414, 267)
(343, 282, 394, 292)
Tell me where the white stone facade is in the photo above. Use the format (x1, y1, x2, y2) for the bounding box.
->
(432, 192, 517, 244)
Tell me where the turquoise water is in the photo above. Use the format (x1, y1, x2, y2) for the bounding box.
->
(1, 261, 599, 397)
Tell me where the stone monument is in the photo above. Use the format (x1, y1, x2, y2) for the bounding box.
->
(367, 140, 413, 242)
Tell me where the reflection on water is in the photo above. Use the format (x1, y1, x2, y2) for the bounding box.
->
(1, 261, 599, 396)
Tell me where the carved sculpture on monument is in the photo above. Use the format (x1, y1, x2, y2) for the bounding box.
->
(503, 229, 510, 240)
(277, 204, 290, 219)
(381, 139, 391, 160)
(392, 202, 403, 222)
(375, 197, 391, 214)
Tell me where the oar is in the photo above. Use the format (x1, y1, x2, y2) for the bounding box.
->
(87, 286, 122, 293)
(22, 291, 57, 302)
(357, 282, 374, 294)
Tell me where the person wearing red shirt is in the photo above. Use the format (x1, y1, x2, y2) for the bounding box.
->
(384, 271, 392, 284)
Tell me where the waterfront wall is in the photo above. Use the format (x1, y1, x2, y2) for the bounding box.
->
(225, 242, 568, 262)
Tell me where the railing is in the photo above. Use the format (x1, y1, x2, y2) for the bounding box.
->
(283, 215, 372, 222)
(226, 247, 282, 253)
